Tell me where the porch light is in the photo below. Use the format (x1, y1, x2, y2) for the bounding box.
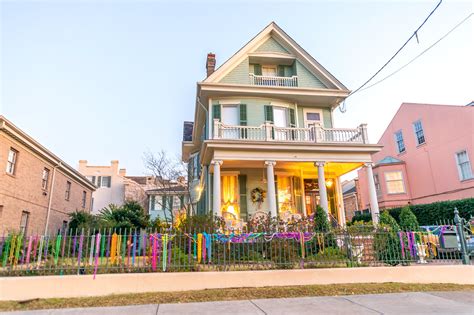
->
(325, 179, 333, 188)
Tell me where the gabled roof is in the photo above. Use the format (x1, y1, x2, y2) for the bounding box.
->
(376, 156, 404, 166)
(203, 22, 349, 91)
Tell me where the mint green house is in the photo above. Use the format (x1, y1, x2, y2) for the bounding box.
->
(182, 22, 382, 226)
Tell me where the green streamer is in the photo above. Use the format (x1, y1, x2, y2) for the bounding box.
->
(54, 234, 62, 265)
(100, 231, 106, 264)
(2, 236, 11, 267)
(14, 234, 23, 265)
(121, 232, 127, 263)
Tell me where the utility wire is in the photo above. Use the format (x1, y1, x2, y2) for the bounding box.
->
(358, 12, 473, 93)
(348, 0, 443, 98)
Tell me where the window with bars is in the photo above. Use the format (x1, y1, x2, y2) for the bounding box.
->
(456, 150, 473, 181)
(65, 181, 71, 200)
(413, 120, 425, 145)
(6, 148, 18, 175)
(20, 211, 29, 235)
(82, 191, 87, 208)
(394, 131, 405, 154)
(384, 171, 405, 194)
(41, 168, 50, 190)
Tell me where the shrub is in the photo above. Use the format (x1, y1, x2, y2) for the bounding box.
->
(309, 246, 347, 261)
(388, 198, 474, 225)
(267, 239, 299, 268)
(351, 213, 372, 224)
(379, 211, 400, 231)
(399, 206, 420, 231)
(314, 206, 331, 232)
(68, 211, 99, 231)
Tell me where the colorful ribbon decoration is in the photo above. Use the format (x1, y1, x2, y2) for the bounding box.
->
(93, 233, 101, 279)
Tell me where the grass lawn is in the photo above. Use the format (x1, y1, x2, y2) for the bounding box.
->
(1, 283, 473, 311)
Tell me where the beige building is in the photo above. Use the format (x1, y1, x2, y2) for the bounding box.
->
(78, 160, 161, 213)
(0, 116, 95, 235)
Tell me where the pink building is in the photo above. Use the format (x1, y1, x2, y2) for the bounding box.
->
(358, 103, 474, 211)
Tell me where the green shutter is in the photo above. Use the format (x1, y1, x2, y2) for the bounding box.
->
(274, 175, 279, 214)
(289, 108, 295, 127)
(150, 195, 155, 211)
(180, 195, 184, 209)
(210, 175, 213, 216)
(238, 175, 248, 220)
(293, 176, 303, 214)
(212, 104, 221, 121)
(161, 196, 166, 211)
(254, 64, 262, 75)
(239, 104, 247, 139)
(277, 65, 285, 77)
(264, 105, 274, 123)
(169, 196, 174, 211)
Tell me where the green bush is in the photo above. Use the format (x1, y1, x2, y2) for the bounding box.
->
(388, 198, 474, 225)
(399, 206, 420, 231)
(308, 246, 347, 261)
(351, 213, 372, 224)
(379, 211, 400, 231)
(314, 206, 331, 232)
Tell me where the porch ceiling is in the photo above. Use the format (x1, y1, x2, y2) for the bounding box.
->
(216, 160, 363, 177)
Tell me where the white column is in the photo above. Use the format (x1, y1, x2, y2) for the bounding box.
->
(265, 161, 277, 218)
(300, 168, 307, 216)
(336, 177, 346, 227)
(365, 163, 380, 225)
(315, 162, 329, 216)
(212, 160, 223, 217)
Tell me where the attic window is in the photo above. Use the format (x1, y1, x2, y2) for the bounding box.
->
(262, 66, 277, 76)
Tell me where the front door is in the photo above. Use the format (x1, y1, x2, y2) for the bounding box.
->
(273, 107, 288, 140)
(304, 179, 319, 216)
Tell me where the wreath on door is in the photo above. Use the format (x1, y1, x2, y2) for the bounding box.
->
(251, 187, 266, 208)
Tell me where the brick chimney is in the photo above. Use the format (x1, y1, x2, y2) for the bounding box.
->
(119, 168, 126, 177)
(206, 53, 216, 77)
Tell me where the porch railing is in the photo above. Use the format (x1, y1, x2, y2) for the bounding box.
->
(249, 73, 298, 87)
(213, 119, 369, 144)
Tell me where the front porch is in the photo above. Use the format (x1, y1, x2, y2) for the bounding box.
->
(207, 160, 380, 227)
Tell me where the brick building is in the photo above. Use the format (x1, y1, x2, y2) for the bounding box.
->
(0, 116, 96, 235)
(341, 179, 365, 222)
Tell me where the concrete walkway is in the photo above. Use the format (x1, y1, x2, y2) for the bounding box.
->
(2, 291, 473, 315)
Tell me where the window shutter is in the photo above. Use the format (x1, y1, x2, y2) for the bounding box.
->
(238, 175, 248, 220)
(212, 104, 221, 121)
(161, 196, 166, 211)
(274, 175, 279, 214)
(210, 175, 214, 216)
(239, 104, 248, 139)
(169, 196, 174, 211)
(150, 196, 155, 210)
(97, 176, 102, 188)
(289, 108, 296, 127)
(264, 105, 274, 123)
(107, 176, 111, 188)
(277, 65, 285, 77)
(180, 195, 184, 209)
(254, 64, 262, 75)
(92, 176, 96, 186)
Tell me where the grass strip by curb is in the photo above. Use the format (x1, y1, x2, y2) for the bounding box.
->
(1, 283, 473, 312)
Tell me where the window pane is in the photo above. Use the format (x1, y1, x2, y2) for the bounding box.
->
(386, 180, 405, 194)
(306, 113, 321, 121)
(385, 171, 402, 181)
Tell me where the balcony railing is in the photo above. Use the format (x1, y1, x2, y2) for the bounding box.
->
(213, 119, 369, 144)
(249, 73, 298, 87)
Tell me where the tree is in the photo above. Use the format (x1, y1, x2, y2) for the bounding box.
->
(143, 150, 190, 223)
(68, 211, 99, 231)
(379, 210, 400, 231)
(314, 206, 331, 232)
(399, 206, 420, 231)
(98, 201, 149, 230)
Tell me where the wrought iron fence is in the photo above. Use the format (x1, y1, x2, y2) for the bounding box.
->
(0, 224, 471, 277)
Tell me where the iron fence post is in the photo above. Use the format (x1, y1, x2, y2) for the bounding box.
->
(454, 208, 470, 265)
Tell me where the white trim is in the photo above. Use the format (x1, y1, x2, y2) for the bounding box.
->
(269, 100, 292, 107)
(302, 108, 323, 127)
(218, 99, 242, 105)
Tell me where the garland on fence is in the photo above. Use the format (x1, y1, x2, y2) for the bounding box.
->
(0, 229, 447, 279)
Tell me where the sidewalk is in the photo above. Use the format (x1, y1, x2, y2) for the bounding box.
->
(2, 291, 473, 315)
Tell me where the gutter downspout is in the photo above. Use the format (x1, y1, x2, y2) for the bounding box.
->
(44, 162, 61, 235)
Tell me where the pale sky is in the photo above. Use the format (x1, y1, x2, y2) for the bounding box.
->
(1, 0, 473, 175)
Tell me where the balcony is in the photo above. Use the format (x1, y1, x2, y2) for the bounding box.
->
(213, 119, 369, 144)
(249, 73, 298, 87)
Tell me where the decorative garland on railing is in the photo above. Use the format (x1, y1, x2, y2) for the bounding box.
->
(0, 229, 447, 279)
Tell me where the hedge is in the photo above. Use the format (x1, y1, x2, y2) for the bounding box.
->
(387, 198, 474, 226)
